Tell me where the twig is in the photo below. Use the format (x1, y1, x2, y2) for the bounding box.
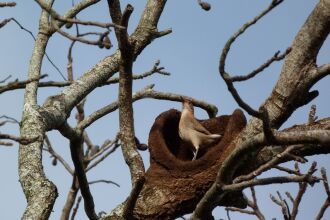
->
(0, 74, 48, 94)
(274, 165, 302, 176)
(88, 179, 120, 187)
(0, 75, 11, 83)
(224, 173, 320, 192)
(85, 141, 120, 172)
(0, 141, 13, 146)
(33, 0, 123, 29)
(59, 123, 98, 220)
(44, 135, 74, 175)
(0, 115, 19, 126)
(0, 133, 39, 145)
(70, 196, 82, 220)
(233, 144, 302, 183)
(191, 128, 330, 220)
(85, 135, 119, 163)
(231, 48, 291, 82)
(106, 60, 170, 84)
(270, 191, 290, 220)
(8, 18, 66, 80)
(78, 84, 218, 130)
(0, 2, 16, 7)
(315, 167, 330, 220)
(218, 0, 284, 117)
(0, 61, 169, 93)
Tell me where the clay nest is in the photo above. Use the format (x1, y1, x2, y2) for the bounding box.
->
(147, 108, 247, 178)
(133, 109, 247, 219)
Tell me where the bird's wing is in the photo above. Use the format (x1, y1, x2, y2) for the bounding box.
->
(189, 117, 212, 135)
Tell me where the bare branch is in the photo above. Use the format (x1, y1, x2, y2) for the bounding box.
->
(191, 129, 330, 219)
(233, 144, 302, 183)
(8, 18, 66, 80)
(0, 2, 16, 7)
(0, 133, 39, 145)
(218, 0, 284, 117)
(59, 123, 98, 220)
(317, 62, 330, 79)
(44, 135, 74, 175)
(61, 178, 79, 220)
(270, 192, 290, 220)
(0, 74, 48, 94)
(224, 173, 320, 192)
(77, 85, 218, 130)
(232, 48, 291, 82)
(107, 60, 170, 83)
(85, 135, 119, 163)
(315, 168, 330, 220)
(88, 180, 120, 187)
(0, 141, 13, 146)
(85, 141, 120, 172)
(70, 196, 82, 220)
(0, 115, 19, 126)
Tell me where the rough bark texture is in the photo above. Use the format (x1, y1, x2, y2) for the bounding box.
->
(19, 24, 58, 219)
(219, 0, 330, 185)
(133, 109, 247, 219)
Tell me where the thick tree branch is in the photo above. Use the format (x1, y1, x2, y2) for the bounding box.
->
(108, 3, 146, 218)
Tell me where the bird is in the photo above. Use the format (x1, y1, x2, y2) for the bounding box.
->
(178, 98, 222, 160)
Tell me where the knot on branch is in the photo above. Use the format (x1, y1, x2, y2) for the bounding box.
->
(133, 109, 247, 219)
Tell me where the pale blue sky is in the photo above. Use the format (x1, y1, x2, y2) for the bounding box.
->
(0, 1, 329, 219)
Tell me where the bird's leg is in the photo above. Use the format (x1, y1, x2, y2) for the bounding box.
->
(192, 146, 199, 160)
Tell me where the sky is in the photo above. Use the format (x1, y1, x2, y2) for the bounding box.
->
(0, 0, 330, 219)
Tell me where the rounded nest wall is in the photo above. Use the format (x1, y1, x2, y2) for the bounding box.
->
(133, 108, 247, 219)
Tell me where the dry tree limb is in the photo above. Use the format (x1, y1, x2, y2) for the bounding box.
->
(231, 48, 291, 82)
(0, 2, 16, 7)
(70, 196, 82, 220)
(226, 187, 265, 220)
(33, 0, 123, 29)
(59, 123, 98, 220)
(88, 180, 120, 187)
(44, 135, 74, 175)
(107, 59, 170, 83)
(218, 0, 284, 117)
(0, 60, 169, 92)
(84, 135, 119, 164)
(270, 191, 290, 220)
(0, 141, 13, 146)
(315, 168, 330, 220)
(0, 133, 39, 145)
(6, 18, 66, 79)
(77, 84, 218, 130)
(85, 140, 120, 172)
(191, 128, 329, 219)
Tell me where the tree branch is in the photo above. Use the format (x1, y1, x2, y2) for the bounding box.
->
(59, 123, 98, 220)
(77, 85, 218, 130)
(0, 2, 16, 7)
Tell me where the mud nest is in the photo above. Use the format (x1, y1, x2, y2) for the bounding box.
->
(133, 108, 248, 219)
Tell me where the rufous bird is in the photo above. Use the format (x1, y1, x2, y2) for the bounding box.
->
(179, 98, 222, 160)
